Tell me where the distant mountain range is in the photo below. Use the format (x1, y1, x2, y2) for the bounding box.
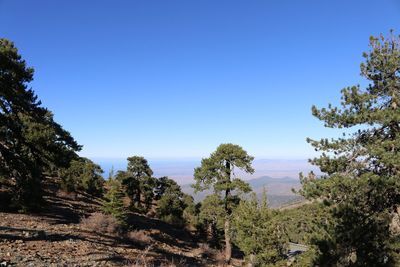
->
(181, 176, 304, 208)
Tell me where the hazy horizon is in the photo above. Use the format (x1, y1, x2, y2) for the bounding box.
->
(92, 157, 319, 185)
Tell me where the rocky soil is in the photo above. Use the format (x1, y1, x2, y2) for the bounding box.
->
(0, 179, 232, 267)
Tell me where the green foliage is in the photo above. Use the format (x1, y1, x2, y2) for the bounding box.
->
(273, 203, 332, 266)
(0, 39, 80, 211)
(155, 177, 186, 225)
(140, 176, 157, 212)
(118, 156, 154, 212)
(115, 160, 190, 223)
(155, 176, 174, 200)
(61, 157, 104, 196)
(198, 194, 225, 243)
(182, 193, 200, 228)
(275, 202, 331, 245)
(116, 170, 138, 207)
(193, 143, 254, 262)
(127, 156, 153, 178)
(232, 192, 288, 267)
(102, 177, 127, 225)
(193, 143, 254, 195)
(302, 32, 400, 266)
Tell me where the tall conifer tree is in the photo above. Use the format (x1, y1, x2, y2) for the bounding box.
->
(232, 191, 288, 267)
(301, 32, 400, 266)
(193, 143, 254, 263)
(0, 39, 80, 210)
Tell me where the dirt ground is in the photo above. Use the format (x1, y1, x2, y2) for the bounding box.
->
(0, 179, 239, 267)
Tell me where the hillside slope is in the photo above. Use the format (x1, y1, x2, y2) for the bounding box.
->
(0, 178, 230, 267)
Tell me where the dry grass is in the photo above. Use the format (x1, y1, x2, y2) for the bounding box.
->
(159, 258, 188, 267)
(146, 209, 156, 217)
(57, 190, 77, 200)
(127, 230, 153, 245)
(214, 249, 226, 265)
(131, 245, 153, 267)
(196, 243, 215, 258)
(195, 243, 225, 265)
(130, 246, 188, 267)
(80, 212, 121, 234)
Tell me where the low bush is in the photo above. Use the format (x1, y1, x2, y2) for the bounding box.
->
(196, 243, 225, 264)
(127, 230, 153, 245)
(80, 212, 121, 234)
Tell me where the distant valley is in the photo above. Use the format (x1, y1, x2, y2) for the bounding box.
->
(95, 158, 309, 207)
(96, 158, 319, 184)
(182, 175, 304, 208)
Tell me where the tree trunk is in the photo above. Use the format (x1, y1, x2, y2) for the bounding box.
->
(135, 175, 142, 208)
(224, 218, 232, 264)
(206, 223, 213, 243)
(224, 160, 232, 264)
(135, 187, 141, 208)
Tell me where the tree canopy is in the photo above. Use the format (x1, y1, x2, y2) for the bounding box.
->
(232, 192, 288, 267)
(156, 177, 186, 225)
(117, 156, 154, 211)
(193, 143, 254, 263)
(0, 38, 80, 210)
(61, 157, 104, 196)
(301, 32, 400, 266)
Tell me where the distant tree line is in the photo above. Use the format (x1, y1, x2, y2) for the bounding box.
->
(101, 156, 196, 227)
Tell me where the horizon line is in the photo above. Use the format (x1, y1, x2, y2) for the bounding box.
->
(81, 155, 314, 161)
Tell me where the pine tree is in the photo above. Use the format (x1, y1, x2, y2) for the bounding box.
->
(232, 191, 288, 267)
(118, 156, 153, 211)
(155, 177, 186, 225)
(61, 157, 104, 196)
(193, 143, 254, 263)
(102, 177, 127, 225)
(198, 194, 225, 246)
(140, 176, 157, 213)
(182, 193, 199, 229)
(301, 32, 400, 266)
(0, 39, 80, 211)
(116, 170, 138, 208)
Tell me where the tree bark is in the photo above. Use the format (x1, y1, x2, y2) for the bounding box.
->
(224, 160, 232, 264)
(207, 223, 213, 243)
(135, 174, 142, 208)
(224, 218, 232, 264)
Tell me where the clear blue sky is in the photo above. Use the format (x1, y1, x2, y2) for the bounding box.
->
(1, 0, 399, 159)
